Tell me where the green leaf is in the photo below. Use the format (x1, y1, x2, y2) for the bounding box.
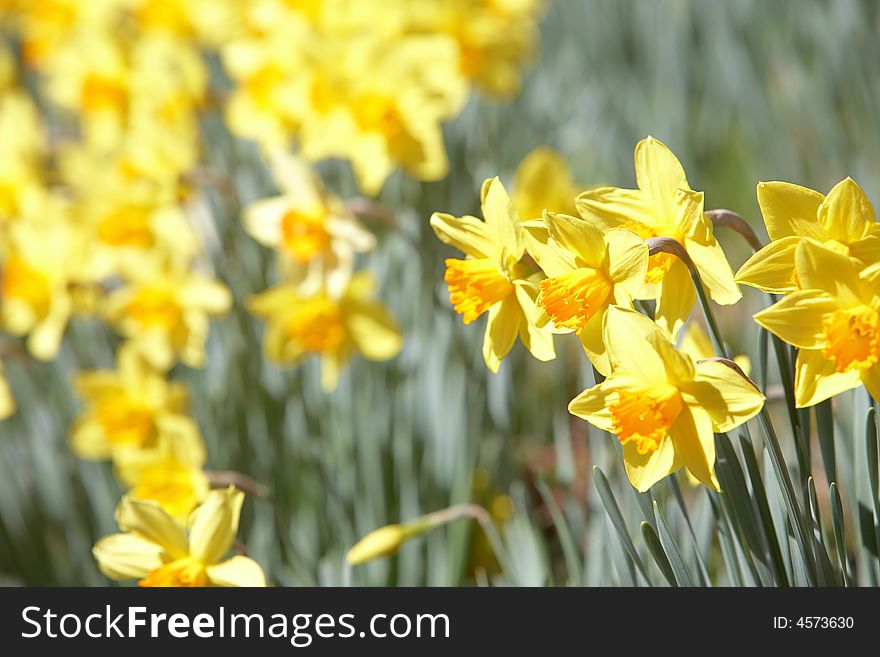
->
(653, 501, 696, 586)
(641, 521, 677, 587)
(829, 483, 851, 587)
(592, 466, 650, 583)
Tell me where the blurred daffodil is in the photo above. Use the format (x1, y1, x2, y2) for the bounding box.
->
(511, 147, 582, 221)
(754, 239, 880, 407)
(117, 449, 210, 521)
(523, 213, 647, 374)
(431, 177, 555, 372)
(736, 178, 880, 293)
(576, 136, 741, 338)
(569, 306, 764, 491)
(93, 487, 266, 587)
(248, 271, 402, 390)
(243, 149, 374, 292)
(102, 265, 231, 370)
(70, 345, 205, 466)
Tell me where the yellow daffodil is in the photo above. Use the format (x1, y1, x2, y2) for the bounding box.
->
(243, 149, 374, 292)
(93, 487, 266, 587)
(431, 177, 555, 372)
(753, 239, 880, 407)
(511, 147, 582, 221)
(0, 360, 14, 419)
(0, 83, 45, 223)
(569, 306, 764, 491)
(70, 345, 206, 465)
(116, 448, 210, 521)
(0, 194, 89, 360)
(102, 264, 231, 370)
(680, 321, 751, 377)
(736, 177, 880, 293)
(576, 136, 741, 338)
(248, 271, 403, 390)
(522, 212, 647, 374)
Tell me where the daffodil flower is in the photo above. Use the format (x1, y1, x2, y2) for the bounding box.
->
(93, 487, 266, 587)
(569, 306, 764, 491)
(753, 239, 880, 407)
(431, 177, 555, 372)
(243, 149, 375, 294)
(522, 212, 647, 374)
(736, 177, 880, 293)
(511, 147, 582, 221)
(248, 271, 402, 390)
(116, 450, 210, 521)
(576, 136, 741, 338)
(70, 345, 206, 466)
(102, 265, 232, 370)
(0, 360, 14, 420)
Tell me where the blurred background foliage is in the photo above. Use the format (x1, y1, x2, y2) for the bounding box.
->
(2, 0, 880, 586)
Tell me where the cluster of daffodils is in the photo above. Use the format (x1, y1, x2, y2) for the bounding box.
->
(432, 139, 767, 492)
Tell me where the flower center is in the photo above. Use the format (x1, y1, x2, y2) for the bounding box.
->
(444, 257, 513, 324)
(610, 388, 683, 455)
(821, 307, 880, 373)
(125, 286, 183, 332)
(285, 295, 347, 353)
(139, 558, 207, 588)
(1, 256, 51, 315)
(245, 65, 286, 109)
(280, 207, 331, 263)
(540, 267, 611, 331)
(352, 93, 404, 140)
(95, 395, 157, 447)
(132, 459, 202, 519)
(97, 206, 155, 247)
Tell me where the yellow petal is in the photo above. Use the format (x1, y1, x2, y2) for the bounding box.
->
(93, 533, 165, 581)
(794, 348, 861, 408)
(206, 556, 266, 587)
(482, 296, 521, 373)
(188, 487, 244, 565)
(543, 211, 606, 267)
(514, 282, 555, 362)
(849, 235, 880, 268)
(682, 360, 765, 433)
(568, 370, 641, 431)
(180, 279, 232, 314)
(512, 147, 577, 220)
(603, 305, 667, 381)
(429, 212, 494, 259)
(756, 181, 826, 242)
(116, 496, 188, 558)
(686, 238, 741, 305)
(521, 221, 578, 277)
(347, 300, 403, 361)
(860, 364, 880, 403)
(735, 236, 800, 293)
(605, 227, 649, 296)
(481, 177, 522, 261)
(578, 304, 610, 375)
(654, 258, 696, 341)
(623, 432, 679, 492)
(576, 186, 653, 232)
(670, 406, 719, 490)
(634, 136, 689, 220)
(795, 238, 864, 306)
(752, 289, 839, 349)
(819, 177, 876, 245)
(69, 414, 113, 460)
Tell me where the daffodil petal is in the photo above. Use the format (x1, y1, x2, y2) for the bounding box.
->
(116, 497, 188, 558)
(634, 136, 689, 219)
(795, 239, 864, 306)
(567, 371, 640, 431)
(576, 186, 653, 232)
(603, 305, 667, 381)
(756, 181, 826, 242)
(514, 282, 555, 362)
(849, 235, 880, 267)
(429, 212, 494, 259)
(682, 360, 765, 433)
(686, 238, 741, 305)
(819, 177, 876, 244)
(606, 227, 649, 296)
(347, 301, 403, 361)
(481, 177, 522, 261)
(543, 211, 606, 267)
(482, 297, 521, 373)
(623, 433, 679, 492)
(188, 487, 244, 565)
(654, 258, 695, 341)
(735, 236, 800, 293)
(794, 349, 861, 408)
(860, 365, 880, 404)
(521, 221, 578, 277)
(578, 305, 610, 375)
(93, 533, 165, 581)
(206, 556, 266, 587)
(752, 289, 839, 349)
(670, 406, 719, 490)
